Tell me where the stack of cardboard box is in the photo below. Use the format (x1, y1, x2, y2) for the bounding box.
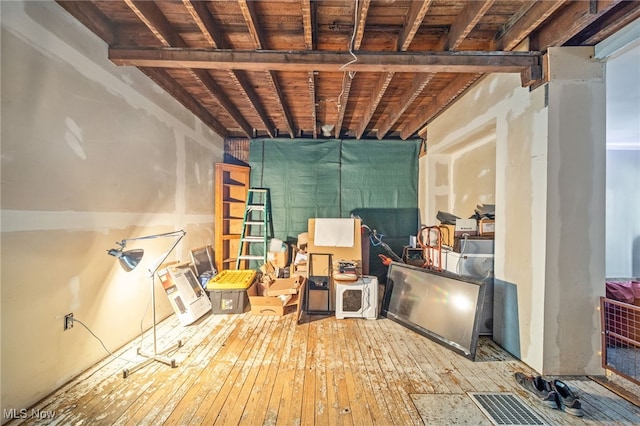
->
(249, 261, 306, 316)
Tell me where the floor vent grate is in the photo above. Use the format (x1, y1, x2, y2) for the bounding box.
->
(468, 392, 548, 425)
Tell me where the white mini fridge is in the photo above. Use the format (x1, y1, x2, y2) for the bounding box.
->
(335, 275, 379, 320)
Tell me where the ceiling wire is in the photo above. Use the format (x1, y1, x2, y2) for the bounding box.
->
(340, 0, 359, 74)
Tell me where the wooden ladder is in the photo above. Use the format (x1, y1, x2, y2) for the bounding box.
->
(236, 188, 274, 269)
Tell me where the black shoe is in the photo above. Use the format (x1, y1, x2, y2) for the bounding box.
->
(551, 380, 584, 417)
(514, 372, 559, 409)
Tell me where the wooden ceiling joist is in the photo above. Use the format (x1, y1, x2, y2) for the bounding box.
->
(57, 1, 116, 45)
(301, 0, 317, 138)
(494, 0, 570, 51)
(398, 0, 435, 52)
(308, 71, 317, 139)
(56, 0, 632, 140)
(531, 0, 624, 50)
(400, 73, 482, 140)
(125, 0, 257, 137)
(376, 73, 435, 139)
(355, 0, 433, 139)
(182, 0, 223, 49)
(334, 0, 371, 138)
(356, 72, 395, 139)
(447, 0, 496, 51)
(238, 0, 293, 138)
(142, 67, 229, 138)
(111, 49, 541, 77)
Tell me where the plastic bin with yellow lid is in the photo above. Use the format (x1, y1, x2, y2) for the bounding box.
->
(207, 269, 256, 291)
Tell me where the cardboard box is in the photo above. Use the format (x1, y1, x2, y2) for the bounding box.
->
(250, 294, 298, 316)
(157, 263, 212, 326)
(267, 247, 289, 268)
(479, 219, 495, 236)
(264, 276, 305, 297)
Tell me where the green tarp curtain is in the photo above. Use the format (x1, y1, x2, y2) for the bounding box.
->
(248, 138, 421, 244)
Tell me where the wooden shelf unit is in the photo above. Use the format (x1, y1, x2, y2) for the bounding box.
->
(214, 163, 250, 271)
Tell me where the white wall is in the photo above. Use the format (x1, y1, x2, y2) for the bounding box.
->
(420, 47, 606, 375)
(1, 0, 224, 416)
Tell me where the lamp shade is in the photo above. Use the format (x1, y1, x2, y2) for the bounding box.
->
(119, 249, 144, 272)
(107, 247, 144, 272)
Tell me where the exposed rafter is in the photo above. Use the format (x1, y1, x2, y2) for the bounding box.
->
(356, 73, 394, 139)
(494, 0, 569, 51)
(398, 0, 435, 52)
(182, 0, 223, 49)
(301, 0, 317, 138)
(447, 0, 496, 51)
(57, 1, 116, 45)
(125, 0, 255, 137)
(531, 0, 624, 50)
(376, 73, 435, 139)
(357, 0, 433, 138)
(400, 73, 482, 140)
(142, 68, 229, 137)
(238, 0, 294, 138)
(334, 0, 371, 138)
(55, 0, 636, 140)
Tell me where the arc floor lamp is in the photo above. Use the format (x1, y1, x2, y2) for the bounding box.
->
(107, 229, 186, 378)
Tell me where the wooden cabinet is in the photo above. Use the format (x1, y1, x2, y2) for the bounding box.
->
(214, 163, 250, 271)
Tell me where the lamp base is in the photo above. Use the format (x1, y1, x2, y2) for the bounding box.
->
(122, 339, 184, 378)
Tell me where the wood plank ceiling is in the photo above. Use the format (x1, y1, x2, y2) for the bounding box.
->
(57, 0, 640, 141)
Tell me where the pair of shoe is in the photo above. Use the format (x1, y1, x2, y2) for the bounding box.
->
(514, 372, 584, 417)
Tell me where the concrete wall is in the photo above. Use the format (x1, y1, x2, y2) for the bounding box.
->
(1, 0, 224, 416)
(419, 47, 605, 375)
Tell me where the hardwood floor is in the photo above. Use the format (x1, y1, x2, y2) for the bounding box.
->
(10, 311, 640, 425)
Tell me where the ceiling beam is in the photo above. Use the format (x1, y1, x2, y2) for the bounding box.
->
(301, 0, 314, 50)
(184, 0, 277, 137)
(376, 73, 435, 139)
(447, 0, 495, 50)
(125, 0, 256, 137)
(356, 0, 433, 139)
(400, 73, 482, 140)
(182, 0, 224, 49)
(494, 0, 569, 51)
(238, 0, 293, 138)
(238, 0, 265, 48)
(355, 72, 395, 139)
(335, 72, 355, 138)
(308, 71, 317, 139)
(124, 0, 179, 47)
(302, 0, 317, 138)
(398, 0, 435, 51)
(109, 48, 541, 74)
(56, 1, 117, 45)
(142, 68, 229, 137)
(531, 0, 623, 50)
(569, 0, 640, 45)
(335, 0, 371, 138)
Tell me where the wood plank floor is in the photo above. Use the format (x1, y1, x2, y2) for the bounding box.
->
(9, 311, 640, 425)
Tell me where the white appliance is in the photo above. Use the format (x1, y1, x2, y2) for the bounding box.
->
(335, 275, 378, 320)
(444, 251, 494, 335)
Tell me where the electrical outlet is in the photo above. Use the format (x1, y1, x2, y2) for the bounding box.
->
(64, 313, 74, 331)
